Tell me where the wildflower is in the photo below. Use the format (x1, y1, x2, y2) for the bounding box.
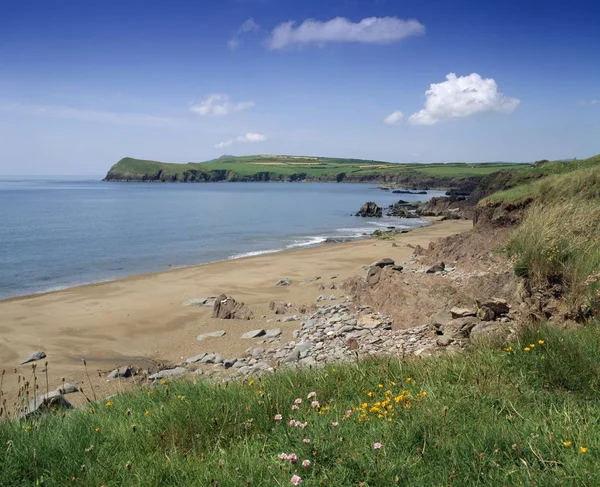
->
(307, 392, 316, 399)
(299, 422, 308, 429)
(274, 414, 283, 421)
(125, 462, 132, 470)
(505, 346, 512, 352)
(367, 391, 375, 398)
(374, 442, 382, 449)
(289, 419, 297, 426)
(88, 407, 95, 414)
(95, 427, 101, 433)
(302, 459, 311, 468)
(311, 401, 320, 408)
(563, 441, 572, 447)
(294, 398, 302, 405)
(529, 344, 536, 349)
(278, 453, 288, 461)
(524, 347, 531, 352)
(177, 395, 184, 401)
(579, 446, 588, 454)
(160, 379, 167, 385)
(344, 409, 353, 417)
(105, 400, 113, 407)
(248, 379, 255, 387)
(292, 405, 299, 411)
(331, 422, 339, 427)
(417, 391, 428, 398)
(378, 384, 383, 389)
(24, 425, 32, 431)
(288, 453, 298, 464)
(291, 475, 303, 485)
(144, 410, 151, 416)
(538, 340, 544, 345)
(302, 438, 311, 444)
(406, 377, 413, 383)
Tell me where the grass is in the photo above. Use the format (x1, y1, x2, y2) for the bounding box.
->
(2, 324, 600, 486)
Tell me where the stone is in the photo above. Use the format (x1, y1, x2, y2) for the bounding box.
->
(265, 328, 282, 338)
(430, 310, 453, 328)
(213, 294, 254, 320)
(426, 262, 445, 273)
(223, 358, 238, 369)
(450, 307, 477, 318)
(391, 265, 404, 272)
(107, 365, 135, 379)
(200, 353, 216, 364)
(183, 297, 216, 307)
(269, 300, 288, 315)
(373, 258, 395, 268)
(346, 338, 359, 351)
(476, 306, 496, 321)
(186, 353, 207, 364)
(54, 383, 79, 395)
(279, 315, 300, 323)
(23, 391, 72, 418)
(275, 278, 292, 287)
(441, 317, 479, 339)
(241, 329, 266, 339)
(329, 295, 336, 301)
(148, 367, 187, 380)
(213, 355, 224, 364)
(476, 298, 510, 316)
(283, 349, 300, 363)
(250, 347, 266, 357)
(356, 201, 382, 218)
(196, 330, 226, 341)
(470, 321, 507, 340)
(436, 335, 454, 347)
(367, 266, 382, 286)
(21, 351, 46, 365)
(296, 342, 313, 355)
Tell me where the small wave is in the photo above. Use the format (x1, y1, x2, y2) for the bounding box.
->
(286, 236, 328, 249)
(228, 248, 283, 260)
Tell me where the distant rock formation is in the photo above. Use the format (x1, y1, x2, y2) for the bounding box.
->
(356, 202, 382, 218)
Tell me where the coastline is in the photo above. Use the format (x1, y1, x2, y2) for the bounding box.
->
(0, 218, 472, 410)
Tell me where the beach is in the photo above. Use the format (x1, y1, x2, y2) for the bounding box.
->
(0, 219, 471, 410)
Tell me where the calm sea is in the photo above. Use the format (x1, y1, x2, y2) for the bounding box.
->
(0, 178, 444, 300)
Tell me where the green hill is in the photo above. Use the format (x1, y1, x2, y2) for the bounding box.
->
(103, 155, 529, 190)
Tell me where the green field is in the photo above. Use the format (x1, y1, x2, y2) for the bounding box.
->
(104, 154, 530, 184)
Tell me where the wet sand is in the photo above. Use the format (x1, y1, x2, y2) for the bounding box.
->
(0, 219, 471, 410)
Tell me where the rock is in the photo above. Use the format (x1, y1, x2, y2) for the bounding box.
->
(183, 297, 216, 307)
(300, 276, 321, 284)
(329, 295, 336, 301)
(296, 342, 313, 355)
(283, 349, 300, 363)
(250, 347, 266, 357)
(367, 266, 382, 286)
(107, 366, 135, 379)
(148, 367, 187, 380)
(200, 353, 216, 364)
(431, 310, 453, 328)
(476, 306, 496, 321)
(213, 294, 254, 320)
(441, 317, 478, 339)
(275, 279, 292, 287)
(426, 262, 445, 273)
(241, 329, 266, 339)
(21, 351, 46, 365)
(279, 315, 300, 323)
(391, 265, 404, 272)
(23, 391, 72, 418)
(346, 338, 359, 351)
(213, 355, 224, 364)
(269, 300, 289, 315)
(436, 335, 454, 347)
(196, 330, 226, 341)
(265, 328, 282, 338)
(373, 258, 395, 268)
(450, 307, 476, 318)
(223, 358, 238, 369)
(476, 298, 510, 316)
(470, 321, 506, 340)
(186, 353, 207, 364)
(54, 383, 79, 395)
(356, 201, 382, 218)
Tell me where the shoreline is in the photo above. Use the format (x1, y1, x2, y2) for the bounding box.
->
(0, 218, 432, 304)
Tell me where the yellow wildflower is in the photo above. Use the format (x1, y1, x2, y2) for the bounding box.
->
(95, 427, 101, 433)
(378, 384, 383, 389)
(579, 446, 588, 454)
(24, 425, 32, 431)
(538, 340, 544, 345)
(248, 379, 255, 387)
(406, 377, 413, 383)
(144, 410, 151, 416)
(367, 391, 375, 398)
(529, 344, 536, 349)
(524, 347, 531, 352)
(105, 400, 113, 407)
(160, 379, 167, 385)
(563, 441, 572, 447)
(505, 346, 512, 352)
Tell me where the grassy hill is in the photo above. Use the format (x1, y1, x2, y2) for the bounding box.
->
(103, 155, 529, 189)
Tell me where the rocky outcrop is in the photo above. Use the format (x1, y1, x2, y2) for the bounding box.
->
(212, 295, 254, 320)
(355, 202, 382, 218)
(387, 200, 420, 218)
(21, 351, 46, 365)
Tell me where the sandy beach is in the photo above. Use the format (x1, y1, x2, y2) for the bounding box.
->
(0, 219, 471, 410)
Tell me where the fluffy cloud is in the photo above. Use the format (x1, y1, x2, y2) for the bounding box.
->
(408, 73, 520, 125)
(384, 111, 404, 125)
(190, 94, 254, 116)
(581, 99, 600, 106)
(228, 18, 260, 49)
(266, 16, 425, 50)
(216, 132, 267, 149)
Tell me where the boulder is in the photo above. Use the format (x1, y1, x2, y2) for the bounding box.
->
(355, 202, 382, 218)
(269, 300, 289, 315)
(21, 351, 46, 365)
(275, 279, 292, 287)
(373, 258, 395, 268)
(196, 330, 226, 341)
(366, 266, 382, 286)
(54, 383, 79, 395)
(436, 335, 454, 347)
(107, 366, 135, 379)
(430, 310, 453, 328)
(241, 329, 266, 339)
(476, 298, 510, 316)
(450, 307, 476, 318)
(265, 328, 282, 338)
(148, 367, 187, 381)
(23, 391, 72, 418)
(470, 321, 507, 341)
(213, 294, 254, 320)
(183, 297, 216, 307)
(185, 353, 207, 364)
(441, 317, 478, 339)
(426, 262, 445, 274)
(391, 265, 404, 272)
(476, 306, 496, 321)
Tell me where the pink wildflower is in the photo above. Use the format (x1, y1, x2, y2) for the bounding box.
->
(307, 392, 316, 399)
(302, 459, 311, 468)
(302, 438, 311, 444)
(311, 401, 320, 408)
(374, 442, 382, 450)
(289, 419, 296, 426)
(299, 422, 308, 429)
(294, 398, 302, 404)
(291, 475, 303, 485)
(278, 453, 288, 461)
(292, 404, 299, 411)
(331, 422, 339, 427)
(274, 414, 282, 421)
(288, 453, 298, 464)
(345, 410, 353, 417)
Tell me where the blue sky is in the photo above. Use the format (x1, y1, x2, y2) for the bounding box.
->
(0, 0, 599, 175)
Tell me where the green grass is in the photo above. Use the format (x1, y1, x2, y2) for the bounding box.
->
(3, 324, 600, 486)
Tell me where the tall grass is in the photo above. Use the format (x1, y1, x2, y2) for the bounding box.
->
(2, 323, 600, 486)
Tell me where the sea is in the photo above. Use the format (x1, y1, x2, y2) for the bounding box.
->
(0, 178, 445, 300)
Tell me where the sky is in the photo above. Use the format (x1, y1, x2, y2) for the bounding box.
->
(0, 0, 599, 175)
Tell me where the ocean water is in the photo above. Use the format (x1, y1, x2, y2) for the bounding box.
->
(0, 178, 444, 300)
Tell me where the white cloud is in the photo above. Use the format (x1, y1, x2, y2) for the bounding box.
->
(408, 73, 520, 125)
(384, 111, 404, 125)
(266, 16, 425, 50)
(190, 94, 254, 116)
(216, 132, 267, 149)
(227, 38, 241, 50)
(581, 99, 600, 106)
(239, 18, 260, 33)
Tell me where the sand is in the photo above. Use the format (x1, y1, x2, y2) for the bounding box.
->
(0, 219, 471, 411)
